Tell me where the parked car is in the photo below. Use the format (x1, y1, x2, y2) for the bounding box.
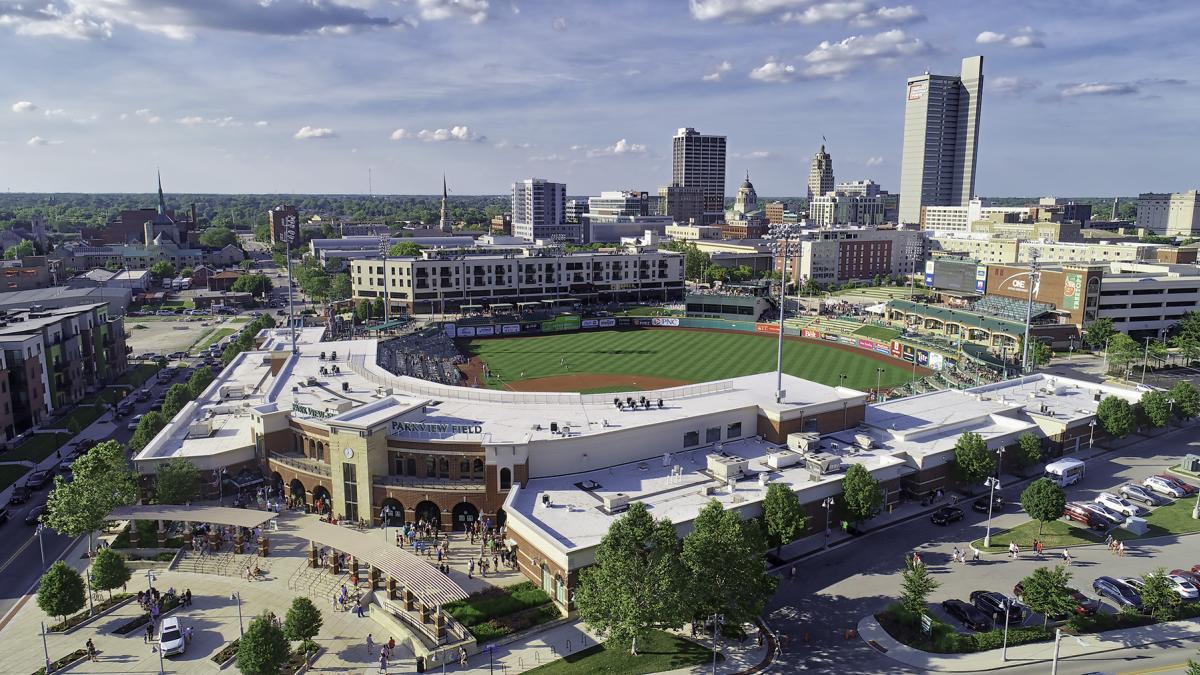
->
(972, 494, 1004, 514)
(1143, 476, 1188, 498)
(931, 506, 965, 525)
(1171, 569, 1200, 589)
(135, 389, 151, 402)
(1119, 484, 1167, 506)
(969, 590, 1023, 623)
(1013, 581, 1099, 617)
(1095, 492, 1144, 518)
(1154, 474, 1198, 495)
(942, 599, 991, 631)
(8, 485, 32, 505)
(1063, 502, 1110, 531)
(1093, 576, 1142, 610)
(25, 503, 46, 525)
(168, 351, 188, 359)
(127, 414, 145, 431)
(25, 470, 51, 490)
(1079, 502, 1125, 527)
(159, 617, 187, 656)
(1166, 574, 1200, 600)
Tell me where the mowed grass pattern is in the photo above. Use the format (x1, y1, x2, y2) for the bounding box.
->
(462, 329, 913, 391)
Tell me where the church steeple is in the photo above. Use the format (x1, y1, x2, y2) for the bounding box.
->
(156, 169, 167, 215)
(439, 174, 452, 233)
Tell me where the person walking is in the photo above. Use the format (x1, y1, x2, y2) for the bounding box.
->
(387, 637, 395, 658)
(366, 634, 374, 658)
(86, 639, 98, 662)
(459, 646, 468, 667)
(145, 622, 154, 643)
(378, 651, 388, 674)
(1062, 548, 1072, 566)
(1118, 541, 1126, 557)
(952, 546, 961, 563)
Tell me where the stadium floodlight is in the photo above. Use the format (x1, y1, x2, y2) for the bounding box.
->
(767, 224, 802, 403)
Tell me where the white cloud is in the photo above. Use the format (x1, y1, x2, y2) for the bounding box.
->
(690, 0, 812, 21)
(991, 76, 1041, 95)
(133, 108, 161, 123)
(177, 115, 242, 127)
(736, 150, 774, 159)
(801, 29, 929, 78)
(850, 4, 923, 28)
(528, 153, 565, 162)
(414, 126, 484, 142)
(691, 0, 921, 27)
(27, 136, 63, 146)
(866, 156, 883, 166)
(294, 125, 336, 139)
(976, 26, 1044, 48)
(551, 16, 567, 31)
(12, 100, 38, 113)
(390, 128, 413, 140)
(975, 30, 1007, 44)
(749, 59, 799, 83)
(781, 1, 868, 25)
(413, 0, 490, 25)
(494, 139, 531, 149)
(254, 120, 269, 127)
(1060, 82, 1138, 98)
(703, 60, 733, 82)
(585, 139, 649, 157)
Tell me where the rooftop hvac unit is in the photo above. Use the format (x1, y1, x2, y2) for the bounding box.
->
(306, 376, 318, 386)
(853, 433, 874, 450)
(766, 451, 804, 470)
(805, 452, 843, 476)
(602, 493, 631, 513)
(220, 384, 245, 400)
(787, 432, 821, 454)
(707, 453, 750, 480)
(699, 485, 718, 497)
(375, 387, 393, 397)
(186, 419, 213, 439)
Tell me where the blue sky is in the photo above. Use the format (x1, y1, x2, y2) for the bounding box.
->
(1, 0, 1196, 197)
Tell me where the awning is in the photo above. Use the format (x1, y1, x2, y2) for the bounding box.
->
(107, 505, 277, 529)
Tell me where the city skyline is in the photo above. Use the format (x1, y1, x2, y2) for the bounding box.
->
(1, 0, 1197, 196)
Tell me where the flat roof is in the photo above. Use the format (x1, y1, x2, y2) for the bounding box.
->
(108, 505, 277, 528)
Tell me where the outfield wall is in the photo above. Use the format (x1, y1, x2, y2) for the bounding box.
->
(443, 313, 969, 373)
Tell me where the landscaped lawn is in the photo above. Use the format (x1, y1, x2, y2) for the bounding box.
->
(194, 327, 235, 352)
(55, 405, 104, 433)
(117, 363, 161, 387)
(0, 464, 32, 492)
(81, 388, 123, 406)
(461, 329, 913, 391)
(4, 432, 74, 463)
(852, 325, 901, 341)
(1113, 498, 1200, 541)
(444, 582, 559, 642)
(524, 629, 716, 675)
(972, 518, 1105, 553)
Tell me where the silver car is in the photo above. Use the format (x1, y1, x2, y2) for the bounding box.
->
(159, 617, 186, 656)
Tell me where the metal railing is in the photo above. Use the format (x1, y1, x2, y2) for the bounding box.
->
(268, 452, 332, 478)
(372, 475, 481, 492)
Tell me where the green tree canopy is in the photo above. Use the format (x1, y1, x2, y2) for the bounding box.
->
(37, 561, 86, 621)
(1139, 568, 1181, 622)
(575, 503, 689, 655)
(188, 366, 215, 395)
(681, 500, 777, 628)
(762, 483, 807, 555)
(148, 260, 176, 279)
(162, 382, 193, 418)
(1081, 318, 1116, 349)
(1105, 334, 1141, 375)
(236, 612, 291, 675)
(5, 239, 36, 259)
(899, 555, 939, 617)
(231, 273, 274, 298)
(1097, 395, 1136, 438)
(953, 431, 996, 487)
(283, 596, 323, 649)
(1013, 433, 1044, 475)
(90, 547, 131, 600)
(155, 457, 200, 505)
(1140, 390, 1173, 428)
(1019, 565, 1076, 627)
(44, 440, 137, 550)
(1030, 341, 1053, 369)
(388, 241, 425, 257)
(354, 298, 371, 324)
(841, 463, 884, 523)
(1170, 381, 1200, 419)
(129, 410, 168, 453)
(1021, 478, 1067, 535)
(198, 226, 237, 248)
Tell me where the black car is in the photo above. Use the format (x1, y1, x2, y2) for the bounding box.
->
(25, 503, 46, 526)
(970, 590, 1023, 623)
(8, 485, 32, 505)
(930, 506, 965, 525)
(972, 494, 1004, 514)
(941, 599, 991, 631)
(1092, 576, 1142, 610)
(25, 471, 52, 490)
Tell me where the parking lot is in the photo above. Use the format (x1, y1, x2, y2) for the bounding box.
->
(125, 315, 248, 356)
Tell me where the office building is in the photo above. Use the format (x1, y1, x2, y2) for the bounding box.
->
(920, 199, 1028, 232)
(784, 228, 924, 284)
(268, 205, 300, 245)
(0, 256, 53, 293)
(584, 191, 672, 243)
(765, 201, 786, 225)
(899, 56, 984, 224)
(658, 185, 706, 226)
(665, 224, 723, 241)
(672, 128, 727, 225)
(564, 200, 588, 225)
(809, 193, 887, 227)
(512, 179, 578, 242)
(1137, 191, 1200, 237)
(489, 213, 512, 236)
(808, 145, 834, 201)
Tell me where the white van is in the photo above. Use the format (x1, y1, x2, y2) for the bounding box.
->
(1044, 458, 1086, 487)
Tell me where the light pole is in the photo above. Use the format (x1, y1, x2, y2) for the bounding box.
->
(982, 476, 1001, 549)
(1088, 420, 1096, 450)
(875, 367, 884, 399)
(1050, 628, 1088, 675)
(231, 592, 244, 637)
(35, 523, 46, 569)
(145, 569, 157, 593)
(769, 224, 801, 403)
(86, 570, 95, 615)
(1141, 336, 1152, 384)
(1020, 254, 1040, 375)
(1102, 335, 1113, 374)
(1001, 603, 1011, 662)
(283, 214, 298, 354)
(708, 613, 724, 675)
(822, 497, 835, 548)
(152, 644, 165, 675)
(40, 622, 51, 675)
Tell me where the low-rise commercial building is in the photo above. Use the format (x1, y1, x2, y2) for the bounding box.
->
(0, 256, 53, 293)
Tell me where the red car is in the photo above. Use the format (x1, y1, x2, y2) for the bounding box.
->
(1156, 474, 1198, 495)
(1172, 569, 1200, 587)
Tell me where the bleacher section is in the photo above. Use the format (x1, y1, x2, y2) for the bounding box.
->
(377, 328, 466, 386)
(972, 295, 1056, 322)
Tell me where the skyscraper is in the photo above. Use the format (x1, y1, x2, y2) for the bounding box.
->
(672, 127, 726, 225)
(807, 145, 833, 202)
(898, 55, 984, 225)
(512, 178, 578, 242)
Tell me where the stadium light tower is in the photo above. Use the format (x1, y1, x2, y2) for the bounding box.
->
(768, 223, 802, 403)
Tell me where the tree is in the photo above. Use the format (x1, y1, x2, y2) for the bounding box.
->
(4, 239, 36, 259)
(1013, 433, 1043, 476)
(330, 272, 351, 301)
(354, 299, 371, 324)
(1139, 568, 1181, 622)
(44, 440, 137, 552)
(1172, 334, 1200, 366)
(1021, 478, 1067, 536)
(36, 561, 86, 622)
(899, 555, 939, 617)
(188, 366, 215, 395)
(155, 457, 199, 505)
(236, 612, 291, 675)
(239, 259, 256, 271)
(371, 297, 384, 319)
(681, 501, 776, 630)
(1030, 341, 1054, 369)
(841, 463, 883, 523)
(90, 547, 131, 600)
(1147, 339, 1168, 365)
(1170, 381, 1200, 419)
(953, 431, 996, 487)
(1140, 390, 1172, 428)
(1097, 395, 1136, 438)
(162, 382, 193, 418)
(1019, 566, 1076, 627)
(762, 483, 807, 555)
(388, 241, 425, 257)
(149, 260, 176, 280)
(198, 226, 237, 248)
(1105, 334, 1141, 375)
(231, 273, 273, 298)
(283, 596, 324, 651)
(129, 410, 168, 453)
(1081, 318, 1116, 349)
(575, 503, 689, 655)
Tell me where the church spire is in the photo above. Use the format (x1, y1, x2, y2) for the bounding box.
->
(439, 174, 452, 233)
(156, 169, 167, 215)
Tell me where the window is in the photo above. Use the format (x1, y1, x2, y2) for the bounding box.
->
(406, 458, 416, 476)
(472, 459, 484, 478)
(460, 458, 471, 476)
(726, 422, 742, 438)
(499, 467, 512, 490)
(425, 456, 436, 477)
(438, 457, 450, 478)
(342, 463, 359, 522)
(705, 427, 721, 444)
(683, 431, 699, 447)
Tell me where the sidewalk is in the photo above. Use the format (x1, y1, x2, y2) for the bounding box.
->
(0, 413, 118, 504)
(857, 614, 1200, 672)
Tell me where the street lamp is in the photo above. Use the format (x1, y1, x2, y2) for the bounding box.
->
(231, 592, 244, 637)
(86, 570, 95, 616)
(145, 569, 157, 593)
(1088, 420, 1096, 449)
(822, 497, 836, 549)
(982, 476, 1001, 549)
(768, 224, 802, 403)
(35, 523, 46, 569)
(1050, 628, 1089, 675)
(708, 613, 724, 675)
(875, 367, 885, 399)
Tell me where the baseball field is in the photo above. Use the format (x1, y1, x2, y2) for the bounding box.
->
(459, 328, 921, 394)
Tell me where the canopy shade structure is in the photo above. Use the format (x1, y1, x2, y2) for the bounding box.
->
(107, 505, 277, 529)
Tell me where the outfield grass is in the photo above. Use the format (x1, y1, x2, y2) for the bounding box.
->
(0, 464, 32, 492)
(524, 629, 716, 675)
(4, 432, 74, 463)
(852, 325, 901, 341)
(462, 329, 913, 391)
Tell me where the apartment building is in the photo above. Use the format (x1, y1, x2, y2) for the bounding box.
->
(351, 249, 684, 314)
(512, 179, 578, 242)
(584, 191, 671, 243)
(787, 228, 924, 283)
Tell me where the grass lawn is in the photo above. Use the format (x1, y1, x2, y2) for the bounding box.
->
(55, 405, 103, 432)
(81, 388, 122, 406)
(1113, 498, 1200, 541)
(852, 325, 901, 341)
(0, 464, 32, 492)
(4, 432, 74, 463)
(461, 329, 912, 391)
(193, 327, 235, 352)
(524, 629, 715, 675)
(158, 298, 195, 310)
(117, 363, 161, 387)
(971, 518, 1104, 553)
(444, 582, 559, 642)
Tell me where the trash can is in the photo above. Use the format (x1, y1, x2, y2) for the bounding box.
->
(415, 655, 426, 673)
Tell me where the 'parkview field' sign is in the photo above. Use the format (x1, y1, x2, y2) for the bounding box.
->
(390, 420, 483, 435)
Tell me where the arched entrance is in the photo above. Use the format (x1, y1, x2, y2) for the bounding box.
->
(380, 498, 405, 526)
(312, 486, 332, 514)
(494, 508, 507, 529)
(271, 472, 284, 498)
(451, 502, 479, 532)
(414, 501, 441, 530)
(289, 479, 307, 504)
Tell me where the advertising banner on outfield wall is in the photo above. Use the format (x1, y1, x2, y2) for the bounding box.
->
(929, 352, 944, 370)
(891, 340, 903, 358)
(616, 317, 632, 327)
(502, 324, 520, 334)
(755, 323, 780, 334)
(458, 326, 476, 337)
(633, 318, 653, 327)
(476, 326, 495, 336)
(582, 319, 599, 328)
(858, 339, 876, 351)
(443, 323, 457, 338)
(802, 329, 820, 338)
(521, 322, 542, 333)
(874, 343, 892, 355)
(651, 317, 681, 327)
(599, 318, 617, 328)
(918, 350, 929, 366)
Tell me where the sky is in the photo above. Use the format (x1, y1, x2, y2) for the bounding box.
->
(1, 0, 1197, 197)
